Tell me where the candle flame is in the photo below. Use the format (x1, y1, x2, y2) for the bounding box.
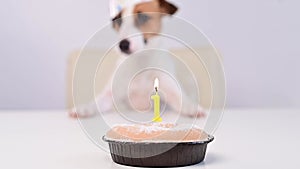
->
(154, 78, 159, 91)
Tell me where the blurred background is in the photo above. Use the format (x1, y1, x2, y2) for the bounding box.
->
(0, 0, 299, 110)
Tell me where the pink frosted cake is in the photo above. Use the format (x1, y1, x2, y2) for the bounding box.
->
(106, 123, 209, 142)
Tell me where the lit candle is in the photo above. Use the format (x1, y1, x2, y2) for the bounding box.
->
(151, 78, 162, 122)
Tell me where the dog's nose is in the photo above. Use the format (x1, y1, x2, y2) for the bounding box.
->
(119, 39, 130, 54)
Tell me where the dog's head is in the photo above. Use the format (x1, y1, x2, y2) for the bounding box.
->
(111, 0, 177, 55)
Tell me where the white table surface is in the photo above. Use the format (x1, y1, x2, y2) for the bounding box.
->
(0, 109, 299, 169)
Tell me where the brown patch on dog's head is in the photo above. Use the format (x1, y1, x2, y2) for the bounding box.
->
(111, 0, 178, 45)
(132, 0, 178, 41)
(133, 0, 178, 15)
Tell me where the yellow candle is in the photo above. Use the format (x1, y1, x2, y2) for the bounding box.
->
(151, 78, 162, 122)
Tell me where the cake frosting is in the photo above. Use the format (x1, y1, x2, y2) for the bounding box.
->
(105, 123, 208, 142)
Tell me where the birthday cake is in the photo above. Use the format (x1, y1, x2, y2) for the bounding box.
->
(103, 123, 213, 167)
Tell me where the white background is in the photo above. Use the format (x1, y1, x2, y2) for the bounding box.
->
(0, 0, 299, 109)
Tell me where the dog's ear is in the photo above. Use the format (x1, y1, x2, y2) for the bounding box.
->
(158, 0, 178, 15)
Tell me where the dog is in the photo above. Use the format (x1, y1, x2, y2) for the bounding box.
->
(69, 0, 205, 118)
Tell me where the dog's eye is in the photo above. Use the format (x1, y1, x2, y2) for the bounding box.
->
(136, 12, 150, 26)
(113, 18, 122, 27)
(112, 12, 122, 28)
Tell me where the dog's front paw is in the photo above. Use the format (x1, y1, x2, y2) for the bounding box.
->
(182, 105, 206, 118)
(68, 105, 96, 119)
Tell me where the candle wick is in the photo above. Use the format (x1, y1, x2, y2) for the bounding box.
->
(155, 87, 158, 93)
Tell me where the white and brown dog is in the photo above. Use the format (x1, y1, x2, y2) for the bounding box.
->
(70, 0, 205, 118)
